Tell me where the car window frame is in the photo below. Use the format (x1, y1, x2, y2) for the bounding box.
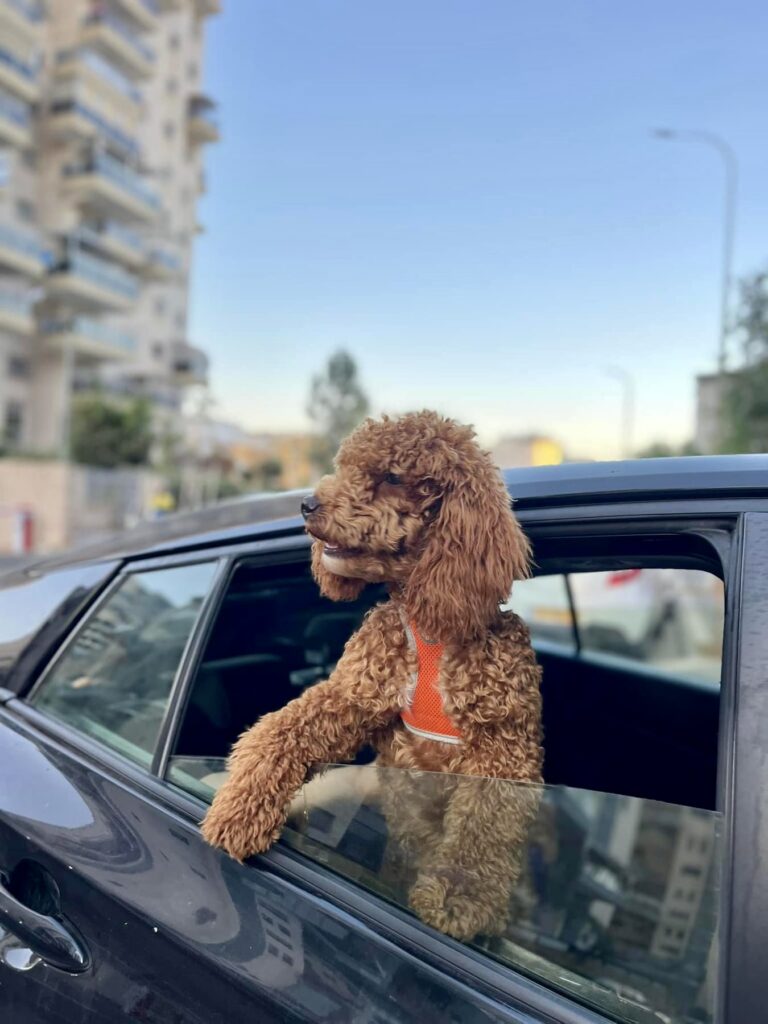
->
(1, 505, 755, 1024)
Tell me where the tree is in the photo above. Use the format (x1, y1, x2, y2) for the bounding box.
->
(254, 457, 283, 491)
(71, 395, 153, 468)
(306, 350, 370, 472)
(635, 440, 700, 459)
(719, 269, 768, 453)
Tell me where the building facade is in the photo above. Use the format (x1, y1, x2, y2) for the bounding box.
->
(0, 0, 218, 455)
(491, 433, 564, 469)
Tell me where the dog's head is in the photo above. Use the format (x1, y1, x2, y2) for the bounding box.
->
(302, 410, 530, 642)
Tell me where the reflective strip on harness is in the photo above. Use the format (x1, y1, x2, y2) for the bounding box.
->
(401, 717, 463, 744)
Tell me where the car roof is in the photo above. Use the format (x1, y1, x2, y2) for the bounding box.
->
(6, 454, 768, 579)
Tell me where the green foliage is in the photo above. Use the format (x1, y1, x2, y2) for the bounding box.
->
(307, 350, 370, 472)
(215, 478, 247, 500)
(254, 457, 283, 490)
(720, 270, 768, 453)
(71, 395, 154, 468)
(635, 440, 700, 458)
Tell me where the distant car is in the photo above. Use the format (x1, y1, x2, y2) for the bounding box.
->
(0, 456, 765, 1023)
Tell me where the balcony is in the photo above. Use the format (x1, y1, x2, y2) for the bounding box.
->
(112, 0, 159, 32)
(51, 51, 142, 152)
(0, 222, 48, 277)
(49, 99, 140, 160)
(48, 248, 139, 312)
(0, 45, 40, 102)
(78, 221, 146, 269)
(42, 317, 135, 362)
(0, 0, 43, 46)
(188, 94, 219, 145)
(141, 247, 181, 281)
(56, 49, 143, 107)
(81, 11, 155, 81)
(193, 0, 221, 16)
(0, 285, 34, 334)
(172, 341, 208, 386)
(0, 86, 31, 147)
(63, 152, 161, 224)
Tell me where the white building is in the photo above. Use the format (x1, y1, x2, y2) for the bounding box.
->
(0, 0, 219, 454)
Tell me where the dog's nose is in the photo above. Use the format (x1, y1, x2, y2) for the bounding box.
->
(301, 494, 321, 520)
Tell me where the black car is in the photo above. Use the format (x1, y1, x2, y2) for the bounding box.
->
(0, 455, 765, 1024)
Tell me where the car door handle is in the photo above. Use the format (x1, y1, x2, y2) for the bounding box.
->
(0, 877, 89, 973)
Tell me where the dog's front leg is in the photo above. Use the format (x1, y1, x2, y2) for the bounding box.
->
(409, 755, 541, 941)
(202, 607, 403, 861)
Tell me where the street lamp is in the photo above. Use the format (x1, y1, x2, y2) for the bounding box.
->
(651, 128, 738, 374)
(604, 366, 635, 460)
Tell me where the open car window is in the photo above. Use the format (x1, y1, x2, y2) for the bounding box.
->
(171, 763, 720, 1024)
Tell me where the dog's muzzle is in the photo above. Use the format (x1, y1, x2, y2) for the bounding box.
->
(301, 494, 321, 520)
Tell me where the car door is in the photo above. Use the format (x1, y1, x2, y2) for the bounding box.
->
(0, 552, 532, 1024)
(151, 514, 759, 1023)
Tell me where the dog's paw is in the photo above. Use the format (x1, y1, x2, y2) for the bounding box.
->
(409, 871, 508, 942)
(201, 799, 283, 862)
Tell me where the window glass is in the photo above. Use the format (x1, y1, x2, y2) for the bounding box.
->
(0, 562, 115, 685)
(31, 563, 216, 767)
(503, 574, 574, 649)
(4, 400, 24, 445)
(285, 768, 720, 1024)
(509, 568, 723, 685)
(7, 355, 30, 379)
(189, 764, 720, 1024)
(571, 569, 723, 684)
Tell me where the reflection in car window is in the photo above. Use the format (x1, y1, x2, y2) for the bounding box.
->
(0, 562, 115, 685)
(30, 562, 217, 767)
(180, 764, 719, 1024)
(508, 568, 723, 685)
(285, 766, 720, 1024)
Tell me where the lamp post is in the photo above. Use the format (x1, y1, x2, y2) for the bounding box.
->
(604, 366, 635, 460)
(651, 128, 738, 374)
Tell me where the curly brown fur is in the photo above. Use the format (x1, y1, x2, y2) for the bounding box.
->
(202, 410, 543, 940)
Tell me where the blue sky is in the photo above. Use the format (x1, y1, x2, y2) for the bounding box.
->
(189, 1, 768, 458)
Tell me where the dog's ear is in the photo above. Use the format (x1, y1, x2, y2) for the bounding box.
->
(404, 466, 530, 643)
(310, 542, 367, 602)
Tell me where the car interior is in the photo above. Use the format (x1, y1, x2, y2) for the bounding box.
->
(172, 543, 723, 813)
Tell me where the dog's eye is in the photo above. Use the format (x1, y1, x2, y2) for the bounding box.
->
(383, 473, 403, 485)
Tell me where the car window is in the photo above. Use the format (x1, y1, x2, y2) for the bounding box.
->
(508, 568, 723, 685)
(30, 562, 217, 768)
(172, 560, 385, 763)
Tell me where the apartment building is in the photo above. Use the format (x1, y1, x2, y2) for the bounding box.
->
(0, 0, 219, 455)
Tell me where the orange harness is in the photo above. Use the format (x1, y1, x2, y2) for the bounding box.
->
(400, 620, 462, 744)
